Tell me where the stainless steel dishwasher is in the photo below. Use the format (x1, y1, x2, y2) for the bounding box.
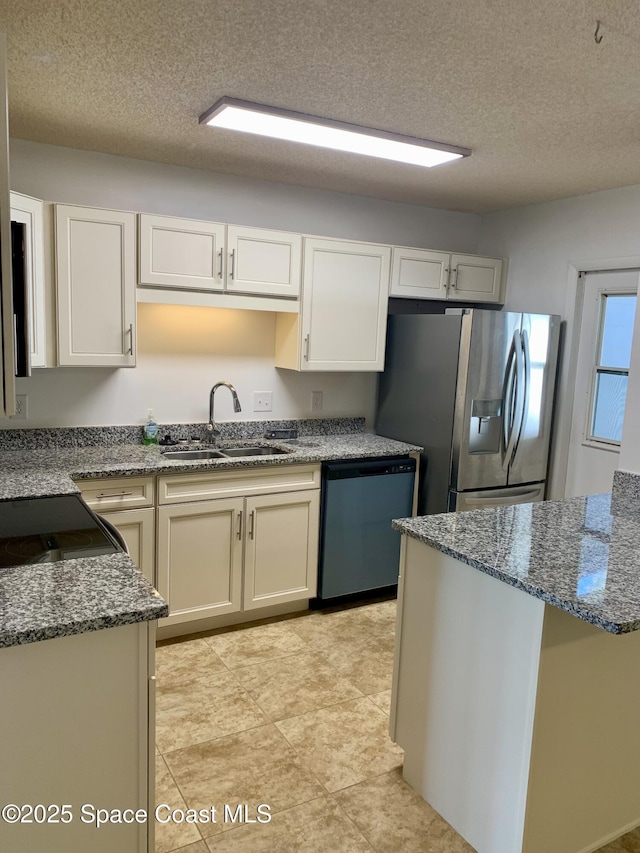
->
(317, 456, 416, 601)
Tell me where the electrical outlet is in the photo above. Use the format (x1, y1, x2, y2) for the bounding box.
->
(253, 392, 273, 412)
(11, 394, 28, 420)
(311, 391, 323, 413)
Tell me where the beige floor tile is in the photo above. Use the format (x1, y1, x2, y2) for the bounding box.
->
(203, 795, 375, 852)
(169, 843, 210, 853)
(154, 755, 202, 852)
(233, 651, 362, 721)
(164, 724, 325, 839)
(368, 689, 392, 716)
(276, 697, 403, 793)
(334, 768, 475, 853)
(156, 669, 267, 753)
(319, 630, 396, 694)
(290, 601, 395, 654)
(205, 622, 310, 669)
(156, 638, 227, 687)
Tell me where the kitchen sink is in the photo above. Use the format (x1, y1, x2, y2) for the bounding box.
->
(162, 449, 227, 460)
(219, 446, 290, 457)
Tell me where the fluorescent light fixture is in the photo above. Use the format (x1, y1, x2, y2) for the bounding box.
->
(199, 97, 471, 168)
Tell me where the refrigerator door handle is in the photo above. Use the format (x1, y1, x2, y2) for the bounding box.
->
(458, 486, 544, 508)
(510, 330, 530, 466)
(501, 332, 519, 466)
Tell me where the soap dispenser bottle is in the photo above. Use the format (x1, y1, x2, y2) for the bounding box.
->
(143, 409, 159, 445)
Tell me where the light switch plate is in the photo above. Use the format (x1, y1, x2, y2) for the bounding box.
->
(253, 392, 273, 412)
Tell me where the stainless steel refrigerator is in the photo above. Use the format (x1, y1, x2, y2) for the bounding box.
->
(376, 309, 561, 514)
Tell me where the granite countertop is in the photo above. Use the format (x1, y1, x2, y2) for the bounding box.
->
(0, 432, 421, 499)
(0, 554, 168, 648)
(0, 426, 419, 647)
(394, 492, 640, 635)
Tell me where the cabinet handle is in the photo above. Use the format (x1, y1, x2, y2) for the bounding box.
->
(124, 323, 134, 355)
(230, 249, 235, 279)
(218, 248, 223, 280)
(450, 268, 458, 289)
(444, 267, 450, 289)
(96, 491, 134, 498)
(237, 510, 243, 540)
(303, 334, 310, 361)
(249, 510, 255, 539)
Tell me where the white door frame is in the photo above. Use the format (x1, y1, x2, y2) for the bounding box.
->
(549, 255, 640, 499)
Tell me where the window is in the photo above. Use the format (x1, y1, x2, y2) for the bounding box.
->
(588, 292, 637, 444)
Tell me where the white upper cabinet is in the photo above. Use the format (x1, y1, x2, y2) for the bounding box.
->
(56, 204, 136, 367)
(10, 192, 46, 367)
(138, 213, 225, 291)
(390, 247, 449, 300)
(138, 215, 301, 302)
(226, 225, 301, 298)
(275, 237, 391, 372)
(448, 253, 503, 303)
(390, 247, 505, 304)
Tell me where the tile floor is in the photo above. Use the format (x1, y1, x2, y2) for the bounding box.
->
(154, 599, 640, 853)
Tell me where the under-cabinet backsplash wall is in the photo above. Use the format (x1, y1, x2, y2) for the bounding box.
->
(6, 304, 378, 428)
(6, 138, 481, 429)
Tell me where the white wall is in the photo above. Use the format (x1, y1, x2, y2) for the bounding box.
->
(478, 184, 640, 492)
(8, 139, 480, 429)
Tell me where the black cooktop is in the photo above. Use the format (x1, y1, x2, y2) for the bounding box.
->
(0, 494, 121, 568)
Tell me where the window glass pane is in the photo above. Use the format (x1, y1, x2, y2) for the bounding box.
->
(600, 295, 636, 368)
(591, 371, 628, 442)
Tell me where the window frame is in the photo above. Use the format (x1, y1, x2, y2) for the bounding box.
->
(584, 289, 636, 449)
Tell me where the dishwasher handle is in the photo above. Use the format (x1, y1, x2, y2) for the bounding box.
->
(323, 456, 416, 481)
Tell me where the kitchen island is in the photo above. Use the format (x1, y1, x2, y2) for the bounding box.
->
(0, 466, 168, 852)
(391, 487, 640, 853)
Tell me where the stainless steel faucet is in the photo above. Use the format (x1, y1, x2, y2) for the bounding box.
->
(208, 381, 242, 443)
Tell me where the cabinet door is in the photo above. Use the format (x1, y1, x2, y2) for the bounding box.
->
(390, 247, 449, 300)
(300, 238, 391, 371)
(449, 254, 504, 303)
(55, 204, 136, 366)
(138, 213, 225, 291)
(226, 225, 301, 298)
(10, 193, 46, 367)
(243, 488, 319, 610)
(157, 498, 243, 625)
(100, 507, 156, 586)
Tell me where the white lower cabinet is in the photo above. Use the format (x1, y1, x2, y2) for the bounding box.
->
(100, 506, 156, 585)
(75, 476, 156, 584)
(0, 622, 155, 853)
(243, 489, 319, 610)
(157, 497, 244, 626)
(156, 465, 321, 628)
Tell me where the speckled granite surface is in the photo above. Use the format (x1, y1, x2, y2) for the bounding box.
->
(394, 493, 640, 635)
(0, 429, 418, 647)
(0, 553, 168, 648)
(0, 417, 366, 449)
(611, 469, 640, 517)
(0, 433, 420, 498)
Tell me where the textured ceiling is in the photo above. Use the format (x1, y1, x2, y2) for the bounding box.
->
(1, 0, 640, 212)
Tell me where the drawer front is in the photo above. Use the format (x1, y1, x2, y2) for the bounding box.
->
(76, 476, 155, 510)
(158, 464, 321, 505)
